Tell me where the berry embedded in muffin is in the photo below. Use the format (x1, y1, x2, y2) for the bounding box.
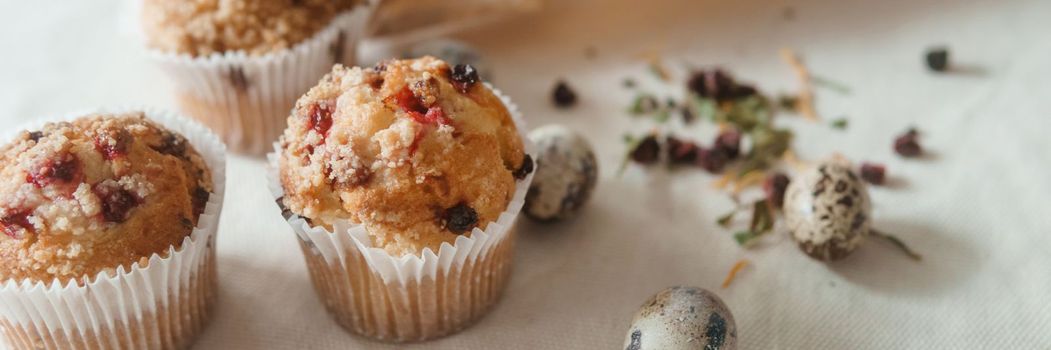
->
(279, 56, 531, 256)
(141, 0, 360, 57)
(0, 112, 213, 283)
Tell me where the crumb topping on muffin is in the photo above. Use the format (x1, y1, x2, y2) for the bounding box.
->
(279, 56, 530, 255)
(0, 112, 213, 283)
(141, 0, 359, 56)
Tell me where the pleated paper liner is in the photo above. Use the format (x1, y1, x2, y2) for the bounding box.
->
(267, 85, 534, 342)
(0, 107, 227, 350)
(146, 7, 371, 155)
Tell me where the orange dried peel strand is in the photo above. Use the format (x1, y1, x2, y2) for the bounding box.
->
(780, 48, 819, 121)
(722, 259, 750, 288)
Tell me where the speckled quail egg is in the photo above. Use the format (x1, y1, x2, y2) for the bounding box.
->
(624, 286, 737, 350)
(524, 125, 598, 221)
(784, 160, 872, 261)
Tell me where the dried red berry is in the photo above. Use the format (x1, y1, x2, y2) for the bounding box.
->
(859, 162, 886, 185)
(713, 129, 742, 159)
(307, 103, 334, 141)
(629, 135, 661, 164)
(512, 154, 534, 180)
(443, 202, 478, 234)
(1, 210, 34, 239)
(552, 80, 577, 108)
(94, 185, 140, 223)
(763, 173, 791, 208)
(389, 85, 427, 115)
(409, 106, 452, 126)
(894, 128, 923, 157)
(94, 129, 132, 160)
(450, 64, 480, 94)
(687, 69, 758, 103)
(26, 153, 80, 188)
(695, 147, 728, 173)
(666, 135, 699, 164)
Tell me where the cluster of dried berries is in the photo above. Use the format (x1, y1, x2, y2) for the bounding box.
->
(623, 129, 743, 173)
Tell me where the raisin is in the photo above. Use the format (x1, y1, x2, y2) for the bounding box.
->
(306, 103, 334, 141)
(552, 80, 577, 108)
(512, 154, 534, 180)
(695, 147, 728, 173)
(443, 202, 478, 234)
(450, 64, 480, 94)
(713, 130, 742, 159)
(27, 153, 80, 188)
(27, 131, 43, 142)
(153, 132, 187, 157)
(925, 48, 949, 72)
(94, 129, 132, 160)
(666, 135, 699, 164)
(859, 162, 886, 185)
(629, 135, 660, 165)
(1, 210, 33, 239)
(94, 185, 139, 223)
(763, 173, 791, 208)
(191, 186, 210, 217)
(894, 128, 923, 157)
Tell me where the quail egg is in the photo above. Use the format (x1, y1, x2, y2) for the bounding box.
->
(524, 125, 598, 221)
(624, 286, 737, 350)
(784, 160, 872, 261)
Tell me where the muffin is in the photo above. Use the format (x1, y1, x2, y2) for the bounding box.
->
(0, 110, 226, 350)
(272, 56, 534, 341)
(142, 0, 369, 154)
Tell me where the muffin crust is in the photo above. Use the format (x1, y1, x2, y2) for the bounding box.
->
(141, 0, 358, 56)
(0, 113, 213, 283)
(279, 57, 528, 255)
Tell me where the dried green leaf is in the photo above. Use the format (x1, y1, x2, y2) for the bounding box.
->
(777, 94, 799, 112)
(749, 199, 774, 233)
(717, 211, 736, 227)
(830, 118, 849, 130)
(738, 127, 793, 177)
(690, 94, 719, 122)
(812, 75, 851, 95)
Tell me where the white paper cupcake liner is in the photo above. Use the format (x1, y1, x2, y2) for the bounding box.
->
(267, 85, 534, 342)
(145, 7, 372, 155)
(0, 107, 227, 350)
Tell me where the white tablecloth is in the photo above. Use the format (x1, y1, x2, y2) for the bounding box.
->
(1, 0, 1049, 348)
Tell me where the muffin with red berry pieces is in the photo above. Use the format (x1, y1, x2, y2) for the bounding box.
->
(273, 56, 534, 342)
(0, 111, 225, 350)
(141, 0, 369, 154)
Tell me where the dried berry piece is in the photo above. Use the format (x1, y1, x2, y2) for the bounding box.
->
(925, 48, 949, 72)
(307, 103, 334, 141)
(388, 85, 428, 114)
(409, 106, 452, 126)
(763, 173, 791, 208)
(1, 210, 33, 239)
(666, 135, 699, 164)
(443, 202, 478, 234)
(94, 185, 140, 223)
(26, 153, 80, 188)
(450, 64, 480, 94)
(894, 128, 923, 157)
(552, 80, 578, 108)
(94, 129, 132, 160)
(687, 69, 757, 103)
(153, 132, 187, 157)
(695, 147, 728, 173)
(364, 71, 385, 90)
(513, 154, 534, 180)
(191, 186, 210, 217)
(859, 162, 886, 185)
(629, 135, 660, 164)
(27, 131, 43, 142)
(713, 130, 742, 159)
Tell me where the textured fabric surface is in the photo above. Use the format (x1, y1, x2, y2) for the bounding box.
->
(1, 0, 1049, 348)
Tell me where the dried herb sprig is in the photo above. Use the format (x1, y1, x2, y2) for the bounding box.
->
(870, 229, 923, 261)
(733, 199, 777, 246)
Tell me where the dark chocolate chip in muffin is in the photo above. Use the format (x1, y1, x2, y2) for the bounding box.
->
(443, 202, 478, 234)
(512, 154, 534, 180)
(450, 64, 480, 94)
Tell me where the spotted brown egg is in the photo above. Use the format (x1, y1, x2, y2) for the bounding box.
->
(524, 125, 598, 221)
(624, 286, 737, 350)
(784, 160, 872, 261)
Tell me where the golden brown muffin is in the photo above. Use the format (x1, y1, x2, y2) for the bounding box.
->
(0, 112, 213, 284)
(141, 0, 359, 56)
(279, 57, 530, 256)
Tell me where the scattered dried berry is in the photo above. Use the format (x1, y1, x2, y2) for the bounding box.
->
(763, 173, 791, 208)
(94, 185, 139, 223)
(687, 69, 758, 103)
(27, 131, 43, 142)
(552, 80, 578, 108)
(859, 162, 886, 185)
(696, 147, 729, 173)
(26, 153, 79, 188)
(307, 103, 334, 142)
(443, 202, 478, 234)
(666, 135, 699, 164)
(512, 154, 534, 180)
(713, 130, 742, 159)
(94, 129, 132, 160)
(1, 210, 33, 239)
(629, 135, 661, 165)
(450, 64, 480, 94)
(894, 128, 923, 157)
(925, 47, 949, 72)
